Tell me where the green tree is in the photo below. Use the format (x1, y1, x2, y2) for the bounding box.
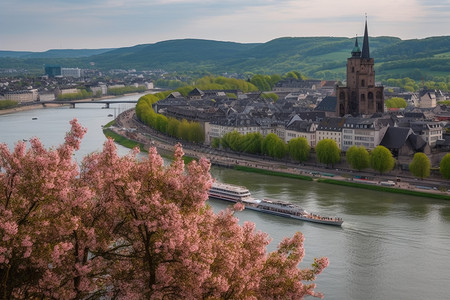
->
(177, 119, 190, 140)
(261, 93, 279, 102)
(211, 137, 220, 148)
(188, 122, 204, 143)
(167, 117, 180, 137)
(346, 146, 370, 171)
(315, 139, 340, 167)
(288, 137, 310, 162)
(250, 75, 271, 91)
(240, 132, 263, 154)
(409, 152, 431, 180)
(262, 133, 287, 159)
(221, 130, 243, 152)
(385, 97, 407, 108)
(439, 153, 450, 179)
(370, 146, 395, 174)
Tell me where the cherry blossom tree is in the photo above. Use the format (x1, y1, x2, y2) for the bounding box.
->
(0, 119, 328, 299)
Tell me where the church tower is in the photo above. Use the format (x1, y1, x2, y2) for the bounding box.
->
(336, 19, 384, 116)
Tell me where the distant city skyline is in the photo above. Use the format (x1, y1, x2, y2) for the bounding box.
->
(1, 0, 449, 52)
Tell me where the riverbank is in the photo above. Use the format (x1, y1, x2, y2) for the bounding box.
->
(107, 109, 450, 200)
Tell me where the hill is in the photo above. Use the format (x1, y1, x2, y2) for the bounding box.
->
(1, 36, 449, 80)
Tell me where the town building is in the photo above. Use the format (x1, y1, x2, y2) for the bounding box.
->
(336, 20, 384, 116)
(61, 68, 81, 78)
(4, 89, 38, 102)
(341, 117, 390, 151)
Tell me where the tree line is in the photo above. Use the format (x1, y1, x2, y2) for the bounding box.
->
(136, 92, 205, 143)
(216, 130, 450, 181)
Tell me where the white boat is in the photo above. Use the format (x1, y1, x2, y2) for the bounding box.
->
(208, 182, 343, 227)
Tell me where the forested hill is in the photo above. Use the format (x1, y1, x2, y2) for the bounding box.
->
(1, 36, 449, 80)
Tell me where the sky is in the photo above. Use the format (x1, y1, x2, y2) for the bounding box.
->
(1, 0, 449, 52)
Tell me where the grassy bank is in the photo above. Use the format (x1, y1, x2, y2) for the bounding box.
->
(317, 178, 450, 200)
(103, 127, 196, 164)
(234, 165, 313, 181)
(103, 128, 146, 152)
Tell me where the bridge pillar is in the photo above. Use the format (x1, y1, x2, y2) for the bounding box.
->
(70, 103, 75, 108)
(105, 103, 110, 108)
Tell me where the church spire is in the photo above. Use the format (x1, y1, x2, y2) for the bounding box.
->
(351, 35, 361, 57)
(361, 16, 370, 59)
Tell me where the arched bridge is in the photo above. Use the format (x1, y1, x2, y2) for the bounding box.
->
(38, 100, 138, 108)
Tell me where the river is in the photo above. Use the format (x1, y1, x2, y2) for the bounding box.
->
(1, 94, 449, 300)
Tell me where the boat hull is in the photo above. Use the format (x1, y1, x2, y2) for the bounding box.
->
(208, 183, 343, 227)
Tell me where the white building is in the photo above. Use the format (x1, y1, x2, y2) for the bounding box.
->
(341, 118, 389, 151)
(61, 68, 81, 78)
(4, 89, 38, 102)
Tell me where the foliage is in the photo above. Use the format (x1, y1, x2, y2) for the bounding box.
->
(370, 145, 395, 174)
(56, 89, 93, 100)
(241, 132, 264, 154)
(221, 130, 243, 152)
(0, 100, 18, 110)
(107, 85, 146, 96)
(439, 153, 450, 179)
(136, 92, 204, 143)
(261, 92, 279, 102)
(346, 146, 370, 171)
(409, 152, 431, 179)
(195, 76, 258, 93)
(315, 139, 340, 167)
(211, 137, 220, 148)
(288, 137, 310, 163)
(385, 97, 408, 108)
(220, 131, 263, 155)
(0, 120, 328, 299)
(262, 133, 287, 159)
(3, 36, 450, 81)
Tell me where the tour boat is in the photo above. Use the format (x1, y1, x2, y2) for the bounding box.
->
(208, 182, 343, 227)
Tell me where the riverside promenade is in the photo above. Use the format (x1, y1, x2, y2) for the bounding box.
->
(111, 109, 450, 197)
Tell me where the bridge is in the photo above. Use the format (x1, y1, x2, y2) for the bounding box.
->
(37, 100, 138, 108)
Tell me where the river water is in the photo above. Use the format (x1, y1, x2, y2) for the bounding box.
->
(1, 94, 449, 300)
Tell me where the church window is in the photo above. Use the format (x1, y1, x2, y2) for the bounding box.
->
(361, 80, 365, 87)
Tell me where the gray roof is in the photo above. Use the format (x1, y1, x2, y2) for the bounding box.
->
(315, 96, 336, 112)
(379, 126, 427, 152)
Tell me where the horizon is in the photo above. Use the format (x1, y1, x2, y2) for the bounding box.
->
(1, 0, 449, 52)
(2, 34, 450, 53)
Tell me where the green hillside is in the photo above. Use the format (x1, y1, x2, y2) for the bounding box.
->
(1, 36, 449, 81)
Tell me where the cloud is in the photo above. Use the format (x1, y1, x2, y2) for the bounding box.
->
(1, 0, 449, 51)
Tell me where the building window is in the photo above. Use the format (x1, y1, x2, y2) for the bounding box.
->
(361, 80, 365, 87)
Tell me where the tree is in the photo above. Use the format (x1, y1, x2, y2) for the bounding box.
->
(315, 139, 340, 167)
(262, 133, 287, 159)
(440, 153, 450, 179)
(288, 137, 310, 163)
(370, 145, 395, 174)
(221, 130, 243, 152)
(346, 146, 370, 171)
(0, 119, 328, 299)
(409, 152, 431, 179)
(385, 97, 407, 109)
(240, 132, 263, 154)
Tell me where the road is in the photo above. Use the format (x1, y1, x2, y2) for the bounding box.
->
(111, 109, 450, 196)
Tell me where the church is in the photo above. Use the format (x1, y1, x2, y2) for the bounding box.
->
(336, 20, 384, 116)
